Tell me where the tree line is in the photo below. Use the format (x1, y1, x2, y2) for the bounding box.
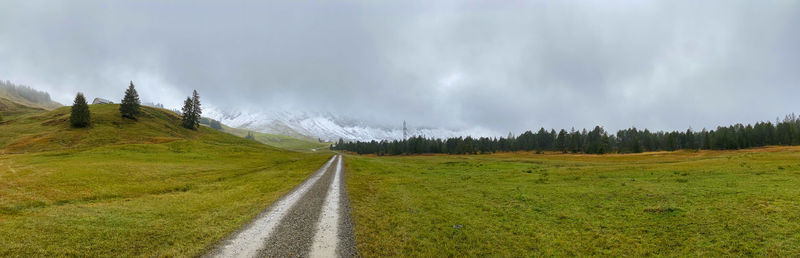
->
(70, 81, 203, 130)
(332, 115, 800, 155)
(0, 80, 56, 105)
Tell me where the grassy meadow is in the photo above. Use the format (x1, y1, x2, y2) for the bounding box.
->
(0, 104, 331, 256)
(345, 148, 800, 256)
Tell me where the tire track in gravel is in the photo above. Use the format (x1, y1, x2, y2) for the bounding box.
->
(309, 154, 343, 257)
(258, 156, 337, 257)
(207, 154, 358, 258)
(207, 155, 336, 258)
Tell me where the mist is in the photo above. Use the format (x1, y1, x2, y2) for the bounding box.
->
(1, 0, 798, 135)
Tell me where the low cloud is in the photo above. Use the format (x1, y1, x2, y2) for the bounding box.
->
(1, 0, 798, 134)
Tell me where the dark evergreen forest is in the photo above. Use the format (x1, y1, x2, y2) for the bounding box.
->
(332, 114, 800, 155)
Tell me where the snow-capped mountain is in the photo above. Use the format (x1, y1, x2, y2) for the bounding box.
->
(204, 107, 498, 142)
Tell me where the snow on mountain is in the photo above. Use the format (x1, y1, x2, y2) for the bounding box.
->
(204, 107, 498, 142)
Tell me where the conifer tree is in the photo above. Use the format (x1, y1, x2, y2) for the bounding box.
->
(556, 129, 568, 153)
(119, 81, 141, 120)
(181, 97, 195, 129)
(246, 131, 256, 140)
(191, 90, 201, 129)
(70, 93, 91, 128)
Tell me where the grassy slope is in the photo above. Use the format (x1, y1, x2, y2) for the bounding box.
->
(0, 87, 61, 111)
(0, 87, 61, 121)
(0, 97, 49, 122)
(0, 104, 199, 153)
(0, 104, 330, 256)
(346, 148, 800, 256)
(221, 125, 331, 153)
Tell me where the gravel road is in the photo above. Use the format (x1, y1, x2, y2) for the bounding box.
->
(207, 154, 358, 258)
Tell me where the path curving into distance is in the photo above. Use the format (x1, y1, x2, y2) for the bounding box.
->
(208, 155, 357, 258)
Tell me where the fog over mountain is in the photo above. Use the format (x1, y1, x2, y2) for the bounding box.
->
(1, 1, 799, 140)
(205, 107, 497, 141)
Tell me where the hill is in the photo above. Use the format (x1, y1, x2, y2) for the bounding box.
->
(0, 81, 61, 108)
(0, 97, 49, 121)
(0, 89, 329, 153)
(0, 104, 210, 153)
(0, 103, 331, 256)
(0, 81, 61, 121)
(218, 124, 331, 152)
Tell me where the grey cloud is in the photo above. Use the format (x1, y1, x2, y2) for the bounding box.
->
(0, 0, 798, 134)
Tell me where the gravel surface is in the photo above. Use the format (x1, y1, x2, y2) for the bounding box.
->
(336, 156, 359, 257)
(206, 156, 335, 258)
(259, 156, 337, 257)
(309, 156, 342, 257)
(206, 154, 358, 258)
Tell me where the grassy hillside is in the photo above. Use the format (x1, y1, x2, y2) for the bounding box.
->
(0, 104, 211, 153)
(0, 97, 49, 121)
(0, 82, 61, 121)
(0, 104, 331, 256)
(346, 148, 800, 256)
(220, 125, 331, 152)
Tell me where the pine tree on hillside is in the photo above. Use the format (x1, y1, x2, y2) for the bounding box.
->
(246, 131, 256, 140)
(119, 81, 141, 120)
(70, 93, 91, 128)
(181, 97, 195, 129)
(191, 90, 201, 128)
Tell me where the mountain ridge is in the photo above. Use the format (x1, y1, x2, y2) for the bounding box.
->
(205, 107, 498, 142)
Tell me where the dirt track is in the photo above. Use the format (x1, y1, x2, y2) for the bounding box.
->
(207, 155, 357, 258)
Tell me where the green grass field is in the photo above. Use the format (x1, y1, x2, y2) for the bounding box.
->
(0, 104, 330, 256)
(345, 148, 800, 256)
(4, 102, 800, 256)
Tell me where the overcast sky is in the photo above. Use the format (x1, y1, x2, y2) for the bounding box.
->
(1, 0, 798, 134)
